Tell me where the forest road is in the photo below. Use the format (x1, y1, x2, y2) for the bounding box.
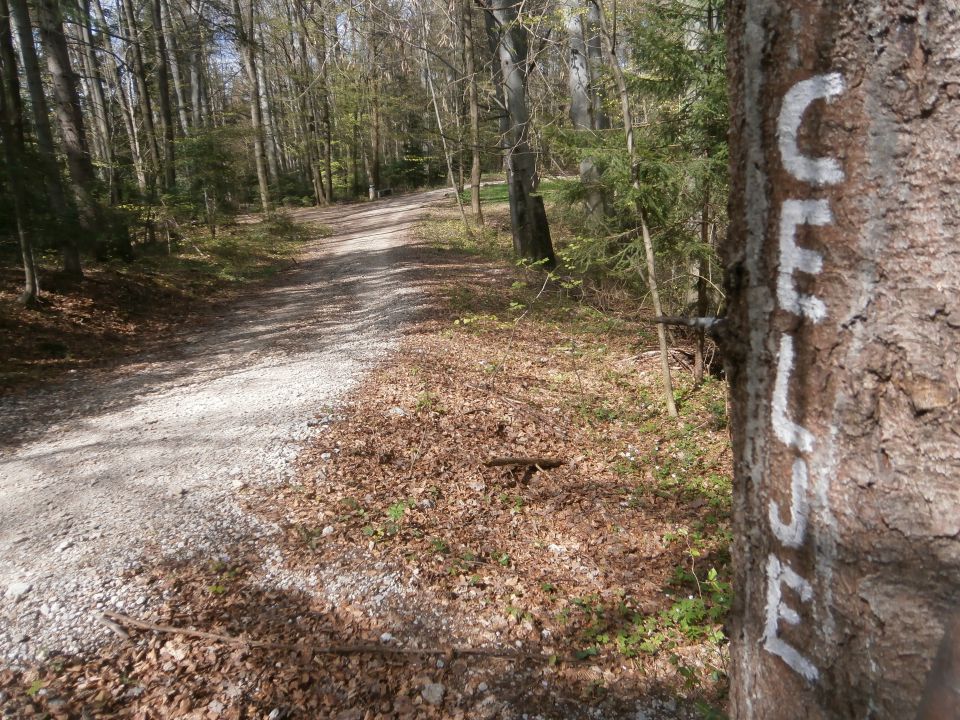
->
(0, 189, 446, 662)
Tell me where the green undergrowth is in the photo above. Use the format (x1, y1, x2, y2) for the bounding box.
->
(107, 212, 319, 293)
(399, 222, 734, 710)
(457, 178, 570, 206)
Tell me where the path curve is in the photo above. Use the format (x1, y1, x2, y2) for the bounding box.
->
(0, 189, 444, 661)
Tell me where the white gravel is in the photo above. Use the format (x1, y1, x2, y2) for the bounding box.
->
(0, 190, 445, 662)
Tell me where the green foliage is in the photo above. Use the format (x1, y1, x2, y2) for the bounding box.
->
(174, 127, 244, 222)
(549, 0, 728, 313)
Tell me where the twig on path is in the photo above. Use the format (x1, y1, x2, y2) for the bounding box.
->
(95, 614, 130, 640)
(101, 611, 541, 661)
(484, 457, 565, 470)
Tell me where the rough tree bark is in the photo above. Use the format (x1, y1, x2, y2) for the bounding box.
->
(73, 0, 114, 197)
(583, 0, 607, 130)
(152, 0, 176, 190)
(35, 0, 102, 234)
(8, 0, 81, 275)
(159, 0, 190, 135)
(0, 0, 38, 302)
(725, 2, 960, 717)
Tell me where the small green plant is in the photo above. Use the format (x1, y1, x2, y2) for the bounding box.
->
(415, 391, 440, 412)
(387, 500, 411, 523)
(430, 538, 450, 554)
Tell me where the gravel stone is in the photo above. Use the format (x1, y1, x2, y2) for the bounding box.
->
(4, 582, 31, 601)
(421, 682, 446, 706)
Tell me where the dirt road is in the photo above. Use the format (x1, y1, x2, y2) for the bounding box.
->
(0, 190, 445, 661)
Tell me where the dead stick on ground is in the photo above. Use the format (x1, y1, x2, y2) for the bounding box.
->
(484, 457, 565, 470)
(101, 611, 541, 661)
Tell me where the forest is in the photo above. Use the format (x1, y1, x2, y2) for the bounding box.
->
(1, 0, 958, 718)
(0, 0, 724, 319)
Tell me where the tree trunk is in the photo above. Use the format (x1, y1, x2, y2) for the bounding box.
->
(159, 0, 190, 135)
(584, 0, 608, 130)
(233, 0, 271, 212)
(310, 11, 333, 202)
(694, 194, 710, 386)
(320, 50, 333, 202)
(486, 0, 555, 266)
(255, 23, 280, 184)
(121, 0, 160, 190)
(189, 50, 202, 126)
(34, 0, 101, 245)
(594, 0, 677, 417)
(8, 0, 81, 276)
(461, 0, 482, 223)
(725, 2, 960, 717)
(417, 0, 469, 228)
(73, 0, 113, 197)
(565, 0, 593, 131)
(369, 78, 381, 197)
(152, 0, 176, 190)
(565, 0, 604, 224)
(93, 0, 146, 195)
(0, 0, 39, 302)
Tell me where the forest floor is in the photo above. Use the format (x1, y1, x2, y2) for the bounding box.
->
(0, 189, 732, 719)
(0, 212, 318, 393)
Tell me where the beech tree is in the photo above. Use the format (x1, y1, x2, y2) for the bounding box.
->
(724, 1, 960, 717)
(482, 0, 556, 266)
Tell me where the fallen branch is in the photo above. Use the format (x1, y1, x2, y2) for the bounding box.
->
(484, 457, 565, 470)
(650, 316, 724, 331)
(101, 611, 539, 661)
(95, 614, 130, 640)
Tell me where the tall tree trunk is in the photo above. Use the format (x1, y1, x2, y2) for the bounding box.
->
(159, 0, 190, 135)
(8, 0, 81, 276)
(725, 2, 960, 717)
(293, 3, 324, 206)
(565, 0, 604, 224)
(485, 0, 555, 266)
(122, 0, 160, 191)
(255, 24, 280, 184)
(417, 0, 469, 228)
(74, 0, 114, 196)
(93, 0, 146, 194)
(0, 0, 39, 302)
(693, 196, 710, 386)
(584, 0, 608, 130)
(35, 0, 101, 245)
(152, 0, 176, 190)
(593, 0, 677, 417)
(189, 45, 203, 127)
(565, 0, 592, 131)
(319, 24, 333, 202)
(461, 0, 482, 223)
(233, 0, 271, 212)
(368, 77, 381, 197)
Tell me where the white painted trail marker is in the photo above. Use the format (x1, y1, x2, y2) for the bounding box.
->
(777, 73, 847, 187)
(762, 72, 846, 684)
(778, 199, 830, 323)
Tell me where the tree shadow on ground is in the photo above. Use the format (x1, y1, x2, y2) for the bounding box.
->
(0, 547, 698, 719)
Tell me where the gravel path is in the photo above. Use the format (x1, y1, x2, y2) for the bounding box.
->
(0, 190, 444, 662)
